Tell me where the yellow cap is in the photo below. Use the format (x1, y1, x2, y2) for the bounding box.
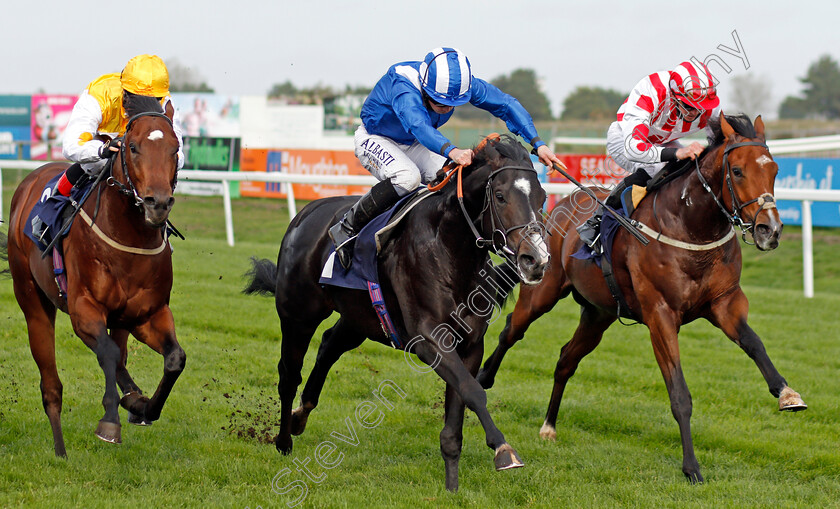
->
(120, 54, 170, 97)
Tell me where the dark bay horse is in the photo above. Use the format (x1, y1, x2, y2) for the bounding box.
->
(245, 135, 550, 491)
(4, 96, 185, 456)
(476, 114, 807, 483)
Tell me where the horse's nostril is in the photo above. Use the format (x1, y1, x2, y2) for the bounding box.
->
(756, 224, 771, 237)
(144, 197, 156, 207)
(519, 254, 536, 269)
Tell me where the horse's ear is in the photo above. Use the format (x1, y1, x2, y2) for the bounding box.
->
(719, 112, 736, 139)
(754, 115, 766, 142)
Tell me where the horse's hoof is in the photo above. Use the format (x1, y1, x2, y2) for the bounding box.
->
(684, 470, 705, 484)
(128, 411, 153, 426)
(539, 421, 556, 441)
(95, 421, 122, 444)
(120, 391, 151, 415)
(275, 434, 293, 455)
(494, 443, 524, 471)
(290, 407, 309, 436)
(779, 386, 808, 411)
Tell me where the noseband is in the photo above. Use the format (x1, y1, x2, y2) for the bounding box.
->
(106, 111, 174, 208)
(694, 140, 777, 244)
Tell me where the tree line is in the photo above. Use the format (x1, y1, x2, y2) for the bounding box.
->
(167, 55, 840, 121)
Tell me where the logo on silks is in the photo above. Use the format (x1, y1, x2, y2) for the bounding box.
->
(775, 157, 838, 226)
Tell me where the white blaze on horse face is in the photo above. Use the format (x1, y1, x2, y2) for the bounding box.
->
(148, 130, 164, 141)
(513, 178, 531, 197)
(757, 154, 773, 167)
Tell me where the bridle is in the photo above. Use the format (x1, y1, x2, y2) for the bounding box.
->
(478, 165, 547, 257)
(428, 134, 546, 257)
(694, 140, 776, 244)
(106, 111, 175, 208)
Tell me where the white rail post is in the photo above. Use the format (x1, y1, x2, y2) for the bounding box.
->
(222, 179, 234, 247)
(802, 200, 814, 298)
(286, 182, 297, 219)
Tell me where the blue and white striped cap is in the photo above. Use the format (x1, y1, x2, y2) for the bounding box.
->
(418, 47, 472, 106)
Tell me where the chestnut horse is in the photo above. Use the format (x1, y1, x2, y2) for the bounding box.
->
(244, 135, 549, 491)
(4, 97, 185, 456)
(476, 114, 807, 483)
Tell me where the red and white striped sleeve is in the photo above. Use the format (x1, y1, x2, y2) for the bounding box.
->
(616, 72, 670, 164)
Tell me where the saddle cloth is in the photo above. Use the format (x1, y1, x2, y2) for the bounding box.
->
(319, 187, 435, 290)
(23, 173, 94, 252)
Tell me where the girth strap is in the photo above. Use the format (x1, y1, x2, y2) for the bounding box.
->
(600, 254, 640, 323)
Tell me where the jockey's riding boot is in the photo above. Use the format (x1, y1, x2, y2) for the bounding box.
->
(52, 162, 85, 198)
(576, 169, 648, 249)
(329, 179, 401, 269)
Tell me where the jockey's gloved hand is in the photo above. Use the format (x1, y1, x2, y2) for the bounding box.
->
(98, 138, 121, 159)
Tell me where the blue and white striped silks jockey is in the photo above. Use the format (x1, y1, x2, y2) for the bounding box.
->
(360, 60, 546, 159)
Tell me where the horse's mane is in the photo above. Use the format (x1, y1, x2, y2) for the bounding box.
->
(470, 134, 532, 171)
(706, 113, 755, 148)
(654, 113, 755, 179)
(123, 91, 164, 118)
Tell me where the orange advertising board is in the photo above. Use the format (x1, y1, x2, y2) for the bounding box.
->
(240, 148, 371, 200)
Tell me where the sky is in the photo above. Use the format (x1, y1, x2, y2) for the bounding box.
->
(2, 0, 838, 118)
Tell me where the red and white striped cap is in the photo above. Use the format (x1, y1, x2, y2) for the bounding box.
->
(669, 61, 719, 111)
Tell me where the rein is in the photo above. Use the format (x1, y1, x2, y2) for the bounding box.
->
(695, 140, 776, 244)
(427, 134, 543, 256)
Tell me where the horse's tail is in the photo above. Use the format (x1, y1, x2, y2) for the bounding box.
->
(243, 256, 278, 296)
(0, 231, 9, 277)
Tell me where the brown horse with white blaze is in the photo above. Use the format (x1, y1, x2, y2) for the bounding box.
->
(476, 113, 807, 483)
(4, 97, 185, 456)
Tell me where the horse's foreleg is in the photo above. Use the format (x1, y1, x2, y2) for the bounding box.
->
(478, 279, 564, 389)
(293, 319, 366, 436)
(111, 328, 148, 425)
(276, 319, 319, 455)
(647, 307, 702, 484)
(69, 296, 124, 443)
(709, 290, 806, 410)
(542, 303, 613, 440)
(412, 332, 523, 479)
(129, 306, 185, 423)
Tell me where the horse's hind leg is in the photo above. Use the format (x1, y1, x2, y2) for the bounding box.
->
(291, 318, 366, 436)
(15, 283, 65, 456)
(541, 302, 614, 441)
(276, 318, 321, 455)
(124, 307, 185, 424)
(477, 269, 568, 389)
(709, 290, 806, 410)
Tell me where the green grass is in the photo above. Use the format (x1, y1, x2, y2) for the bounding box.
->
(2, 176, 840, 508)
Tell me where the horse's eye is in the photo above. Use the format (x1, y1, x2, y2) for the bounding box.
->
(129, 143, 138, 154)
(495, 191, 506, 202)
(732, 166, 743, 177)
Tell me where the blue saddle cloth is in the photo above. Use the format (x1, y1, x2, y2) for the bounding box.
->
(319, 189, 421, 290)
(23, 173, 94, 252)
(572, 188, 633, 268)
